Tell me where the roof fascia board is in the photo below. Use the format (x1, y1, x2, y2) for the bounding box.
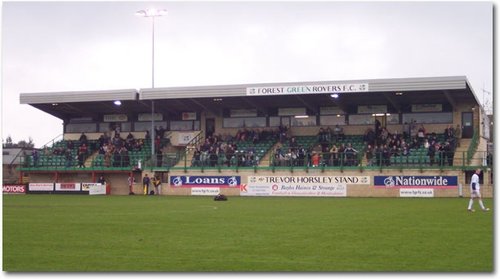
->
(139, 76, 468, 100)
(20, 89, 138, 104)
(465, 79, 484, 109)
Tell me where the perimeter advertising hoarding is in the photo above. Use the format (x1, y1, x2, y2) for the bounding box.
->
(242, 176, 370, 197)
(27, 182, 102, 194)
(3, 184, 26, 194)
(81, 183, 106, 195)
(55, 183, 81, 191)
(374, 176, 457, 188)
(191, 187, 220, 196)
(170, 176, 241, 188)
(28, 183, 54, 191)
(400, 188, 434, 198)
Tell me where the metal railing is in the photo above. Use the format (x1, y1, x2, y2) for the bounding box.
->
(18, 149, 491, 172)
(466, 130, 479, 165)
(18, 129, 492, 173)
(40, 134, 64, 149)
(9, 148, 29, 168)
(179, 131, 204, 171)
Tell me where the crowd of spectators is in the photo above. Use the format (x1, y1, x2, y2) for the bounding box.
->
(31, 121, 464, 169)
(191, 135, 252, 167)
(36, 132, 93, 168)
(33, 126, 170, 168)
(272, 140, 307, 167)
(362, 122, 462, 166)
(190, 128, 279, 167)
(363, 126, 409, 166)
(96, 126, 169, 168)
(317, 125, 345, 145)
(272, 122, 463, 168)
(95, 131, 148, 168)
(272, 136, 359, 167)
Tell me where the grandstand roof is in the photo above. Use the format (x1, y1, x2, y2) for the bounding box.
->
(20, 76, 480, 120)
(20, 89, 138, 119)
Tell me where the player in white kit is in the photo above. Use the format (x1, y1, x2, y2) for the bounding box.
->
(467, 169, 490, 212)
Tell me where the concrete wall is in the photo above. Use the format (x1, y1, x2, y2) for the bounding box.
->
(3, 165, 20, 184)
(24, 168, 493, 198)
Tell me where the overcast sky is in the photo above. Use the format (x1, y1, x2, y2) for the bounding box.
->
(1, 1, 493, 148)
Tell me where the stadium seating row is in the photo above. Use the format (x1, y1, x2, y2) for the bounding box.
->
(24, 132, 457, 169)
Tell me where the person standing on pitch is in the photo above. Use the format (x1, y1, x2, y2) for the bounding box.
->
(142, 174, 150, 195)
(152, 175, 161, 195)
(128, 175, 135, 195)
(468, 169, 490, 212)
(97, 175, 106, 185)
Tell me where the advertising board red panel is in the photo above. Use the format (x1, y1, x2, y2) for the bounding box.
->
(3, 184, 26, 194)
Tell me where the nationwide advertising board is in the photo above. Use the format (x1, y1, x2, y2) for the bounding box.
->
(374, 176, 457, 188)
(241, 175, 370, 197)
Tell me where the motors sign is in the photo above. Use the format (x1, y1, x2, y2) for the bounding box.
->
(374, 176, 457, 188)
(170, 176, 241, 188)
(3, 184, 26, 194)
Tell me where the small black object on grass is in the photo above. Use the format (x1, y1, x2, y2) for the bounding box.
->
(214, 194, 227, 201)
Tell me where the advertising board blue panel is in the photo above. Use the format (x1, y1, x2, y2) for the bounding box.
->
(374, 176, 458, 188)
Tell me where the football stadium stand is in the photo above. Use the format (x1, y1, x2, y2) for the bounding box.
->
(16, 76, 492, 197)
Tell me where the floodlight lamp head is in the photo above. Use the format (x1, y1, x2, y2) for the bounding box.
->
(135, 10, 147, 17)
(136, 9, 167, 17)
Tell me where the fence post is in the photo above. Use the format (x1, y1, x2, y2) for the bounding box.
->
(340, 153, 344, 172)
(183, 149, 187, 173)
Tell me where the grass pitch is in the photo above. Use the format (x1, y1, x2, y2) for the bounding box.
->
(2, 195, 493, 272)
